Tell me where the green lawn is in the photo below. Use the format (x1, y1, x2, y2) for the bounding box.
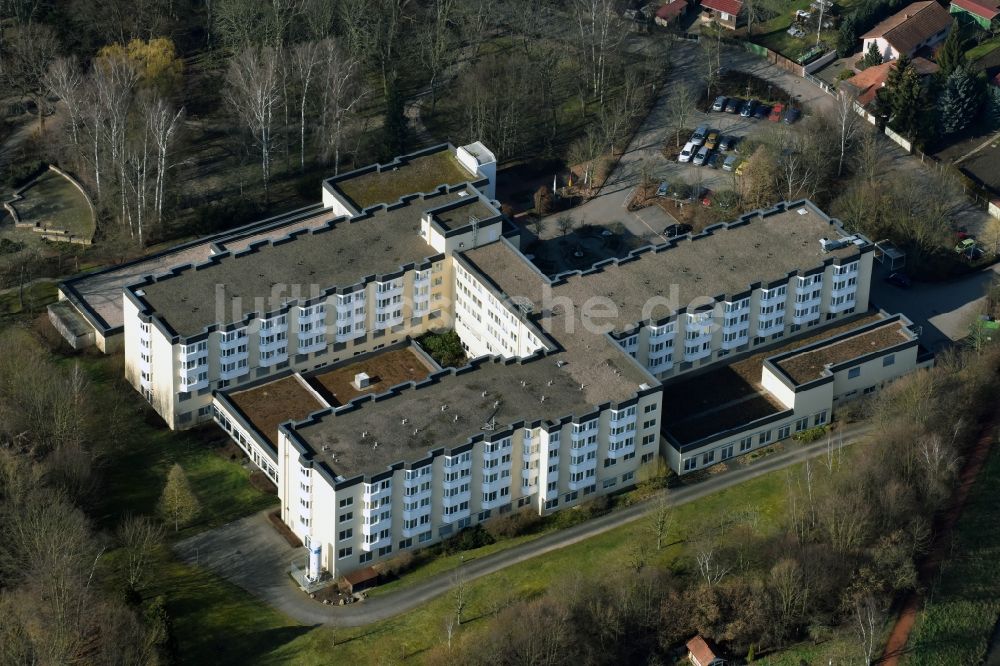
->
(69, 352, 278, 534)
(904, 437, 1000, 666)
(7, 169, 95, 240)
(155, 455, 798, 664)
(0, 280, 57, 315)
(967, 35, 1000, 63)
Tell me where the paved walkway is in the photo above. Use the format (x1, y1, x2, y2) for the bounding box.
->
(175, 422, 872, 628)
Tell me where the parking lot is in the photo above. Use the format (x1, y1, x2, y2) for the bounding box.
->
(659, 96, 802, 202)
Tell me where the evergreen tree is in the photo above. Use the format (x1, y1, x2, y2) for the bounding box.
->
(883, 56, 925, 138)
(935, 23, 965, 79)
(381, 77, 408, 160)
(939, 64, 985, 135)
(861, 41, 883, 69)
(838, 13, 859, 58)
(158, 464, 201, 532)
(986, 84, 1000, 128)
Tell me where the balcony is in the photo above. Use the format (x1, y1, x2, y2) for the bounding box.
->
(481, 476, 511, 494)
(297, 308, 327, 325)
(259, 349, 288, 367)
(567, 476, 593, 492)
(647, 325, 675, 342)
(833, 264, 858, 280)
(684, 345, 712, 363)
(360, 533, 391, 552)
(721, 331, 749, 351)
(441, 506, 471, 524)
(756, 316, 784, 335)
(830, 282, 857, 299)
(607, 442, 636, 459)
(219, 363, 248, 381)
(219, 332, 248, 350)
(258, 335, 287, 352)
(521, 445, 539, 462)
(363, 483, 392, 503)
(482, 495, 508, 510)
(792, 310, 821, 325)
(374, 315, 403, 331)
(401, 503, 431, 522)
(178, 375, 207, 393)
(760, 288, 786, 305)
(360, 516, 391, 536)
(828, 297, 856, 314)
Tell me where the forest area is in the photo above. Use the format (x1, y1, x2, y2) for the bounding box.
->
(0, 0, 666, 300)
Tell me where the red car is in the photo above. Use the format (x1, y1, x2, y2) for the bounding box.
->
(701, 189, 713, 207)
(769, 103, 784, 122)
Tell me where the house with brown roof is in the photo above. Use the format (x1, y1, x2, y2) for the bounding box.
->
(841, 56, 939, 108)
(700, 0, 743, 29)
(655, 0, 689, 26)
(862, 1, 952, 61)
(950, 0, 1000, 29)
(686, 635, 726, 666)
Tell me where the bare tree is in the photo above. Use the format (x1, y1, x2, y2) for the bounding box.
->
(290, 40, 323, 172)
(92, 52, 140, 228)
(851, 593, 883, 665)
(650, 494, 673, 550)
(451, 570, 468, 625)
(3, 23, 59, 130)
(317, 40, 363, 172)
(43, 56, 84, 146)
(834, 88, 863, 176)
(225, 46, 282, 200)
(145, 95, 185, 225)
(571, 0, 624, 106)
(118, 513, 165, 592)
(694, 538, 731, 586)
(421, 0, 457, 111)
(666, 82, 698, 148)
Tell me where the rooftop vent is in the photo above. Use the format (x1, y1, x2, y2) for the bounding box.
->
(453, 414, 460, 422)
(441, 404, 448, 412)
(819, 237, 849, 253)
(401, 418, 408, 425)
(481, 390, 488, 397)
(352, 372, 372, 390)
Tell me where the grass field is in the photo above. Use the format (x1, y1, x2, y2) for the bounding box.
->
(0, 280, 57, 316)
(904, 437, 1000, 666)
(7, 169, 95, 240)
(152, 455, 799, 664)
(68, 351, 278, 534)
(967, 35, 1000, 63)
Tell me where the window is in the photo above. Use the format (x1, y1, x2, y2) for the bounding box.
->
(777, 425, 791, 439)
(338, 497, 353, 508)
(758, 431, 772, 444)
(795, 417, 809, 431)
(338, 547, 353, 559)
(739, 436, 752, 452)
(848, 367, 861, 379)
(883, 354, 895, 367)
(814, 411, 828, 426)
(338, 528, 353, 541)
(702, 450, 715, 465)
(359, 552, 373, 564)
(339, 511, 353, 523)
(683, 458, 697, 471)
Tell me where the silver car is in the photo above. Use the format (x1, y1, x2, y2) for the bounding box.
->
(693, 146, 711, 166)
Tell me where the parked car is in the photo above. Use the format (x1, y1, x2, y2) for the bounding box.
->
(701, 189, 713, 207)
(885, 272, 912, 289)
(735, 160, 748, 176)
(725, 97, 742, 113)
(783, 107, 802, 124)
(740, 99, 757, 118)
(769, 103, 784, 122)
(706, 152, 723, 169)
(693, 145, 712, 166)
(678, 141, 696, 163)
(753, 104, 770, 120)
(705, 130, 719, 150)
(955, 238, 977, 254)
(665, 223, 693, 237)
(656, 181, 670, 197)
(723, 154, 740, 171)
(691, 124, 709, 146)
(712, 95, 728, 112)
(718, 135, 736, 151)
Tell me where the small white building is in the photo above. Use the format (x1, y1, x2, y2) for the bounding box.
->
(861, 1, 952, 62)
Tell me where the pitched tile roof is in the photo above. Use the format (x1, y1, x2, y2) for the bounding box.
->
(701, 0, 743, 16)
(686, 635, 720, 666)
(842, 56, 938, 106)
(951, 0, 1000, 20)
(862, 1, 952, 55)
(657, 0, 688, 19)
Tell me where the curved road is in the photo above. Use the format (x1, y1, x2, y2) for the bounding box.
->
(176, 422, 871, 627)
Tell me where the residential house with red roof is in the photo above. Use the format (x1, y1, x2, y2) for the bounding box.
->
(950, 0, 1000, 29)
(861, 1, 952, 62)
(686, 635, 726, 666)
(841, 56, 939, 109)
(655, 0, 689, 26)
(701, 0, 743, 29)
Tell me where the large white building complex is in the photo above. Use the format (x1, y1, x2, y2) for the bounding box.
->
(52, 142, 931, 582)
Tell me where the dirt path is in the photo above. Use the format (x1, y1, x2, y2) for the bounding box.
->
(878, 413, 999, 665)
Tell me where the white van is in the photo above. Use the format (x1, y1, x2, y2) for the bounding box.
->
(678, 141, 696, 163)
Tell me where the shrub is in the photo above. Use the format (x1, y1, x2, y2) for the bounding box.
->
(441, 525, 495, 554)
(3, 160, 46, 190)
(375, 550, 417, 577)
(793, 425, 828, 443)
(417, 330, 466, 367)
(484, 508, 543, 540)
